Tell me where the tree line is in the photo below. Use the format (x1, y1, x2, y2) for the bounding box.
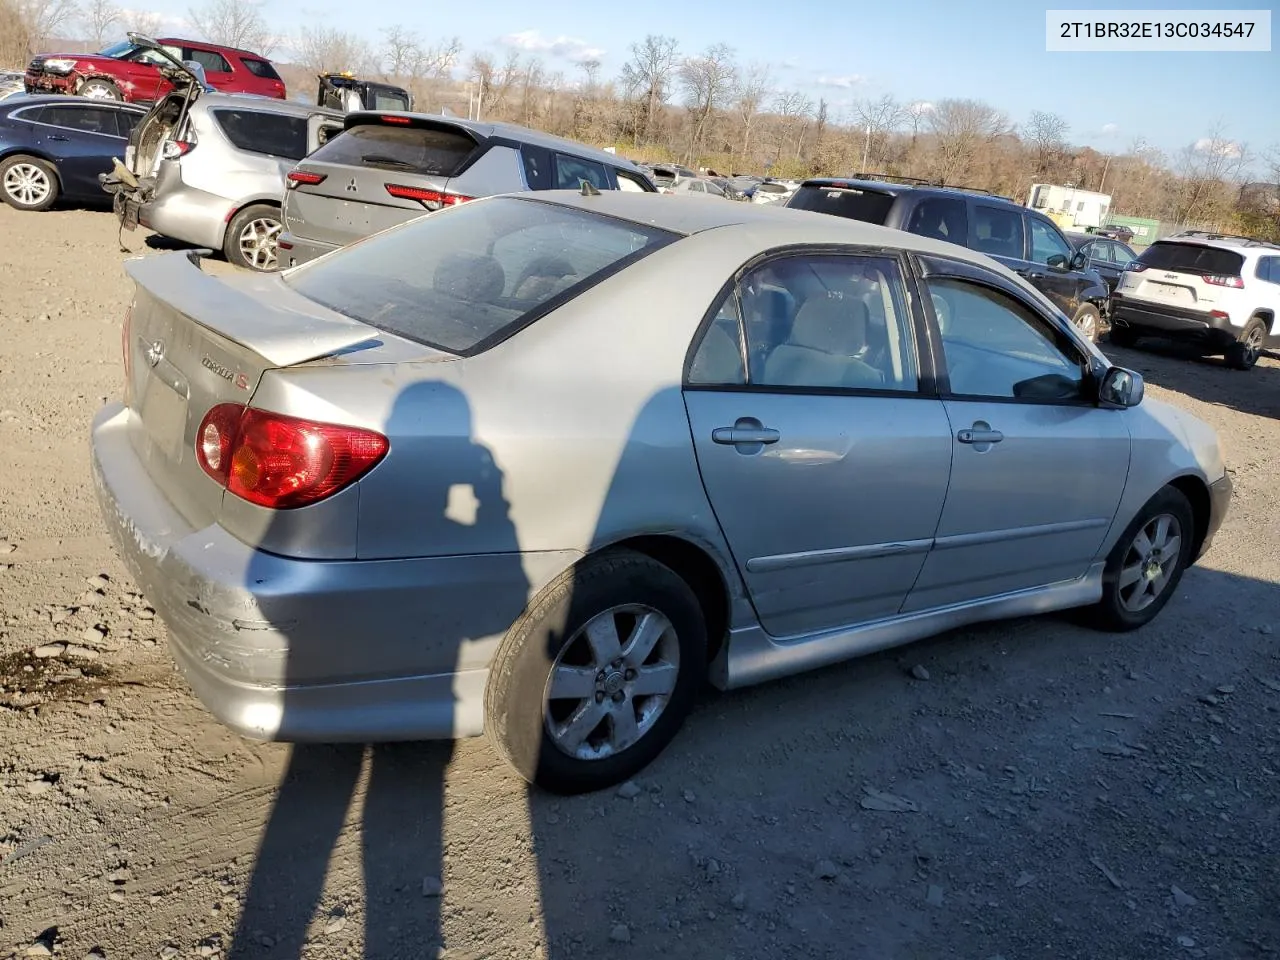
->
(4, 0, 1278, 239)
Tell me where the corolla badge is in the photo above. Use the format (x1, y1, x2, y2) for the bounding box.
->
(202, 355, 251, 390)
(145, 339, 165, 367)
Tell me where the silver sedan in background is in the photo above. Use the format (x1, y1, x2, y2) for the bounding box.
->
(91, 192, 1231, 794)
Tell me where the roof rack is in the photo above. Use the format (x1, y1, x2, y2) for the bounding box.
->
(1169, 229, 1280, 248)
(849, 171, 998, 196)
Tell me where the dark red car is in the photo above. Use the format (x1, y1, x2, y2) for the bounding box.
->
(24, 37, 285, 104)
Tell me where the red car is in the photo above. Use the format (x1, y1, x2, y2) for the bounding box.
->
(24, 37, 285, 104)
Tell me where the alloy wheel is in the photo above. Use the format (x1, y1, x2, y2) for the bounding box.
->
(1077, 312, 1098, 341)
(237, 217, 281, 270)
(3, 163, 51, 206)
(1118, 513, 1183, 613)
(543, 604, 681, 761)
(1242, 325, 1264, 365)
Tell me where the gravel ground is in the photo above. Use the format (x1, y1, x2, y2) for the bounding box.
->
(1, 203, 1278, 960)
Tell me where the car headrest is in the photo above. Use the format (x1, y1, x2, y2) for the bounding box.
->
(789, 297, 868, 355)
(434, 252, 506, 303)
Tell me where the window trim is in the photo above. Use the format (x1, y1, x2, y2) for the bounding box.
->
(914, 255, 1105, 407)
(15, 102, 141, 139)
(681, 244, 939, 399)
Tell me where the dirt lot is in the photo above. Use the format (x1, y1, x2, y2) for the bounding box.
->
(1, 203, 1279, 960)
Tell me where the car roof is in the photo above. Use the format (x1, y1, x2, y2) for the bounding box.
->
(157, 37, 265, 58)
(193, 92, 343, 120)
(1156, 232, 1280, 253)
(515, 189, 1020, 265)
(800, 176, 1015, 204)
(1, 94, 147, 113)
(344, 111, 645, 172)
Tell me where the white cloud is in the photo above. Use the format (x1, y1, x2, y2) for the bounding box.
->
(499, 29, 605, 64)
(908, 100, 935, 115)
(1099, 122, 1119, 137)
(779, 57, 799, 70)
(814, 74, 865, 89)
(1194, 137, 1242, 158)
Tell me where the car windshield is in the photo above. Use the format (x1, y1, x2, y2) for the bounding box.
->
(788, 184, 895, 222)
(1138, 242, 1244, 276)
(284, 197, 679, 355)
(97, 40, 138, 58)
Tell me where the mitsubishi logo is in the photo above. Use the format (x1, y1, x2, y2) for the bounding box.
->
(145, 340, 165, 367)
(346, 178, 358, 192)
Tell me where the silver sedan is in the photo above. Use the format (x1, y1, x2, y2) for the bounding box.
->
(91, 190, 1232, 794)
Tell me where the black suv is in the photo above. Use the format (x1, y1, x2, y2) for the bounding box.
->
(787, 175, 1111, 342)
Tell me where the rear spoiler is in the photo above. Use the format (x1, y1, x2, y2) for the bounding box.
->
(123, 251, 377, 367)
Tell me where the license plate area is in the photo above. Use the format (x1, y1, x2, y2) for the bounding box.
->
(1143, 280, 1194, 304)
(138, 358, 189, 462)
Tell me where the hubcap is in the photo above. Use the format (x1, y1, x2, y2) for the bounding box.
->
(238, 217, 281, 270)
(3, 163, 50, 206)
(1078, 313, 1097, 340)
(1243, 327, 1263, 363)
(1118, 512, 1183, 613)
(83, 84, 114, 99)
(543, 604, 680, 761)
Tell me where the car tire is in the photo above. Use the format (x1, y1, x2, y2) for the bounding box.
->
(1107, 324, 1138, 348)
(1072, 304, 1102, 343)
(1084, 486, 1195, 633)
(0, 155, 59, 211)
(484, 548, 707, 795)
(1224, 320, 1266, 371)
(223, 203, 283, 271)
(79, 78, 122, 100)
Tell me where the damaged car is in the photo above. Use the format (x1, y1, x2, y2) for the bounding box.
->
(101, 52, 344, 271)
(24, 33, 284, 104)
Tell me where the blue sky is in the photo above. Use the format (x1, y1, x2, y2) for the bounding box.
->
(136, 0, 1277, 166)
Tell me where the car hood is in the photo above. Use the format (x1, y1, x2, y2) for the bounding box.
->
(34, 52, 132, 66)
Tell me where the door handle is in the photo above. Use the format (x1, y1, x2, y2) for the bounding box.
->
(957, 427, 1004, 444)
(712, 417, 780, 447)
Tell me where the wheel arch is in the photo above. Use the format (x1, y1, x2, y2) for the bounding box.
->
(1167, 473, 1211, 563)
(0, 150, 64, 191)
(219, 197, 282, 247)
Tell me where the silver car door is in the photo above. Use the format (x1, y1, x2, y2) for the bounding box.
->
(683, 251, 953, 638)
(902, 257, 1131, 613)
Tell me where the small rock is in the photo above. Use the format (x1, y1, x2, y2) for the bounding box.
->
(33, 643, 67, 658)
(1260, 624, 1274, 636)
(1216, 684, 1235, 694)
(1171, 885, 1198, 908)
(421, 875, 442, 897)
(80, 626, 107, 644)
(135, 608, 155, 621)
(1014, 871, 1036, 888)
(324, 916, 347, 934)
(106, 868, 131, 884)
(813, 859, 840, 880)
(616, 781, 641, 799)
(909, 664, 931, 681)
(1177, 935, 1196, 948)
(76, 592, 102, 608)
(861, 787, 919, 812)
(705, 857, 721, 875)
(65, 645, 101, 660)
(158, 949, 179, 960)
(609, 924, 631, 944)
(196, 947, 217, 958)
(109, 890, 125, 902)
(731, 892, 746, 910)
(926, 885, 945, 907)
(25, 946, 53, 958)
(50, 608, 71, 624)
(683, 790, 696, 803)
(24, 778, 54, 795)
(0, 541, 15, 554)
(86, 575, 110, 589)
(86, 949, 107, 960)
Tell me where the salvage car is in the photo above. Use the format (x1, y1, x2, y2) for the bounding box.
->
(101, 66, 344, 270)
(277, 111, 656, 266)
(91, 191, 1231, 794)
(24, 33, 284, 103)
(1, 95, 146, 210)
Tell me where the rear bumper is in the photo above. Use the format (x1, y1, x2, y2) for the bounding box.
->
(278, 231, 337, 268)
(91, 402, 564, 742)
(1110, 295, 1246, 344)
(134, 184, 236, 251)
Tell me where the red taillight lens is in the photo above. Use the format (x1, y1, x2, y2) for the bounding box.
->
(379, 115, 411, 124)
(194, 404, 388, 509)
(384, 183, 474, 209)
(287, 170, 326, 187)
(1125, 262, 1147, 272)
(1209, 310, 1231, 320)
(161, 140, 194, 161)
(1202, 274, 1244, 288)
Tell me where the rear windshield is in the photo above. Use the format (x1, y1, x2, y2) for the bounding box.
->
(240, 57, 281, 80)
(787, 184, 895, 223)
(284, 197, 678, 355)
(1138, 242, 1245, 276)
(212, 108, 306, 159)
(307, 122, 476, 176)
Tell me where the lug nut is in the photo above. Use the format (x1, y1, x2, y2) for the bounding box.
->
(595, 691, 605, 703)
(611, 690, 626, 703)
(596, 671, 606, 682)
(624, 669, 636, 681)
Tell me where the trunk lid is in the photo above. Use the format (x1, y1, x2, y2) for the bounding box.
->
(121, 251, 383, 528)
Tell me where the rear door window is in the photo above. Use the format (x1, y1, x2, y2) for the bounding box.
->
(114, 109, 144, 139)
(615, 169, 651, 192)
(308, 121, 478, 176)
(905, 196, 968, 243)
(184, 48, 232, 75)
(1028, 217, 1074, 265)
(786, 184, 896, 224)
(240, 57, 281, 80)
(520, 145, 552, 189)
(37, 104, 122, 136)
(212, 109, 307, 159)
(554, 154, 609, 190)
(1137, 242, 1245, 277)
(285, 196, 677, 355)
(973, 205, 1025, 259)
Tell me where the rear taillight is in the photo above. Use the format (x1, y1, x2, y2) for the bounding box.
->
(287, 170, 326, 187)
(384, 183, 474, 210)
(161, 140, 194, 160)
(1125, 261, 1147, 272)
(1209, 310, 1231, 320)
(1202, 274, 1244, 288)
(379, 115, 411, 124)
(194, 404, 388, 509)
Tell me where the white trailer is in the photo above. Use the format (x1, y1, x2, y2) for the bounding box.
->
(1027, 183, 1113, 230)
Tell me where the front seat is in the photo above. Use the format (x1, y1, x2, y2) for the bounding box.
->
(763, 297, 883, 389)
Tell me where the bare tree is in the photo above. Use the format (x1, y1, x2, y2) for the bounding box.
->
(80, 0, 120, 46)
(19, 0, 79, 47)
(927, 98, 1010, 183)
(121, 8, 162, 37)
(1026, 110, 1069, 177)
(1173, 123, 1249, 224)
(381, 24, 419, 79)
(188, 0, 273, 54)
(678, 42, 736, 164)
(619, 34, 679, 144)
(469, 49, 521, 119)
(905, 100, 934, 147)
(771, 90, 813, 166)
(852, 94, 906, 171)
(294, 26, 371, 75)
(0, 0, 33, 66)
(732, 61, 771, 168)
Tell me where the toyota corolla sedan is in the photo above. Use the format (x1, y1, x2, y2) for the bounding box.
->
(91, 191, 1231, 794)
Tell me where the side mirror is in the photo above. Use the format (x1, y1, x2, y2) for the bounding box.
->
(1069, 251, 1090, 271)
(1046, 253, 1068, 270)
(1098, 366, 1144, 408)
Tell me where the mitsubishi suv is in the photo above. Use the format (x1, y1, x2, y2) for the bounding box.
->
(786, 175, 1111, 342)
(1110, 231, 1280, 370)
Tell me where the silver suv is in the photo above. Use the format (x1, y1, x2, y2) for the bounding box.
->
(106, 87, 343, 270)
(1111, 231, 1280, 369)
(278, 112, 656, 266)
